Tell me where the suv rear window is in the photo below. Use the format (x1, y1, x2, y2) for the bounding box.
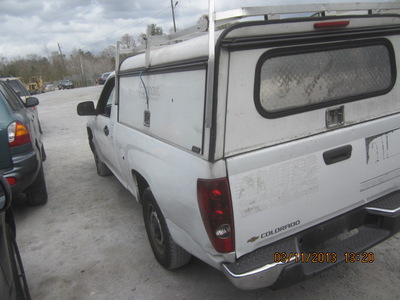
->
(254, 39, 395, 118)
(0, 82, 24, 111)
(5, 79, 30, 98)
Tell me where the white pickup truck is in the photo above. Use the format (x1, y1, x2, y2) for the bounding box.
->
(77, 2, 400, 290)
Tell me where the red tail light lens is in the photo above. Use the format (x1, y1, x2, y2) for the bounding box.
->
(197, 178, 234, 253)
(8, 121, 31, 148)
(6, 177, 17, 186)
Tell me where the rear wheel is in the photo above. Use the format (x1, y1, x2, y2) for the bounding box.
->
(25, 165, 48, 206)
(142, 188, 191, 269)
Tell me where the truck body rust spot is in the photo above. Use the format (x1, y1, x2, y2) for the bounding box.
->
(365, 128, 400, 164)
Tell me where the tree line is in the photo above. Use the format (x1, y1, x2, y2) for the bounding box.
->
(0, 24, 164, 88)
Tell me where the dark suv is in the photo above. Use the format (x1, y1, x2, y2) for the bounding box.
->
(57, 80, 74, 90)
(0, 81, 47, 205)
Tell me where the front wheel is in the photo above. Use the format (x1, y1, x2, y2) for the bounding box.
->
(142, 188, 191, 269)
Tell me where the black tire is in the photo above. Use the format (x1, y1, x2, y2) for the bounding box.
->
(25, 165, 48, 206)
(93, 149, 112, 176)
(142, 188, 191, 269)
(6, 225, 31, 300)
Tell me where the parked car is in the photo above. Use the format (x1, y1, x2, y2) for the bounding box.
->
(57, 80, 74, 90)
(0, 81, 47, 206)
(44, 82, 55, 92)
(96, 72, 111, 85)
(0, 175, 31, 299)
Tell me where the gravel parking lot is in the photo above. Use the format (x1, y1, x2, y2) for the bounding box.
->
(12, 86, 400, 299)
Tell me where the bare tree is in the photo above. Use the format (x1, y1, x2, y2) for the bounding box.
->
(138, 24, 164, 45)
(120, 34, 136, 49)
(197, 13, 234, 30)
(0, 24, 170, 87)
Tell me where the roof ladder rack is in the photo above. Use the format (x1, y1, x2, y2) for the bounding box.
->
(115, 1, 400, 70)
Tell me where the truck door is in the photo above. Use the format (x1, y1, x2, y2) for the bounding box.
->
(93, 78, 120, 176)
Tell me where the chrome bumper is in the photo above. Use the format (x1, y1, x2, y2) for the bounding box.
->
(222, 190, 400, 290)
(222, 256, 296, 290)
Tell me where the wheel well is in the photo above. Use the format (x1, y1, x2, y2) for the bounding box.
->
(35, 139, 46, 162)
(86, 127, 95, 153)
(132, 171, 149, 204)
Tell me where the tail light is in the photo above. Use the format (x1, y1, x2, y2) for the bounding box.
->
(6, 177, 17, 186)
(197, 178, 235, 253)
(8, 121, 31, 148)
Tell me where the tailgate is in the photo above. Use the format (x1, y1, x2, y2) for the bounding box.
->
(227, 117, 400, 257)
(222, 20, 400, 258)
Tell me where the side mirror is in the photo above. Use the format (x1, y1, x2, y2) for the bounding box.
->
(0, 176, 12, 211)
(77, 101, 96, 116)
(25, 97, 40, 108)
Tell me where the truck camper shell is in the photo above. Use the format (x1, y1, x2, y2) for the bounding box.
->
(115, 1, 400, 162)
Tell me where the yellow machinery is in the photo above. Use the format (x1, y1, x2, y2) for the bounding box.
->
(28, 76, 44, 94)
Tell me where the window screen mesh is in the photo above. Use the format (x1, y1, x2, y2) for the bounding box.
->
(258, 45, 392, 113)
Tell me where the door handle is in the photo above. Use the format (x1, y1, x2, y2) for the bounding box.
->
(103, 126, 109, 136)
(323, 145, 352, 165)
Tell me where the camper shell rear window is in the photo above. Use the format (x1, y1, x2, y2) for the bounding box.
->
(254, 39, 396, 118)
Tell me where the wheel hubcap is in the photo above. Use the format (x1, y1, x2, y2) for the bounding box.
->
(149, 205, 165, 255)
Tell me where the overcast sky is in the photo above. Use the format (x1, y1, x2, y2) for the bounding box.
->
(0, 0, 395, 60)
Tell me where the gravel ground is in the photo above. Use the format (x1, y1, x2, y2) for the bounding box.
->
(12, 86, 400, 300)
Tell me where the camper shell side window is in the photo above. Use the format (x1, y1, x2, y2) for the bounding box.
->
(254, 39, 396, 119)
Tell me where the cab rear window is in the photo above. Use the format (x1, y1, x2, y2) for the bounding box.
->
(254, 39, 395, 118)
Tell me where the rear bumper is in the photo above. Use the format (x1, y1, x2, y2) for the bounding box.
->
(222, 190, 400, 290)
(1, 149, 40, 194)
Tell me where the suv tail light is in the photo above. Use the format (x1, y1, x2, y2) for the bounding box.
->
(6, 177, 17, 186)
(197, 178, 235, 253)
(8, 121, 31, 148)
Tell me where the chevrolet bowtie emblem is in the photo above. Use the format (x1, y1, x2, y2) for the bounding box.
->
(247, 236, 259, 243)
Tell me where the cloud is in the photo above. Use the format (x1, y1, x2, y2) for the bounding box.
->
(0, 0, 44, 17)
(0, 0, 251, 58)
(0, 0, 398, 59)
